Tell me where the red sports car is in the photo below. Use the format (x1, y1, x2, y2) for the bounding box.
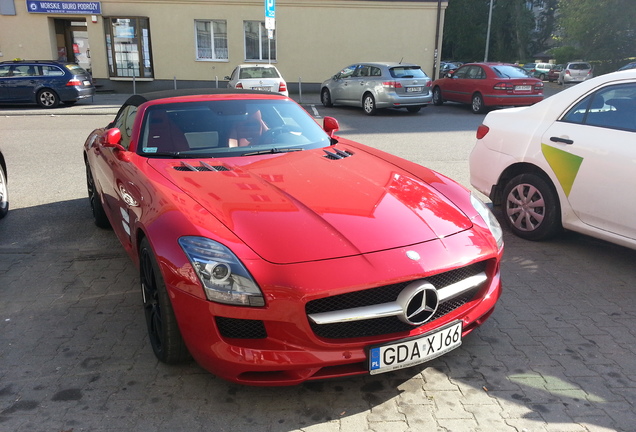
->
(83, 89, 503, 385)
(432, 62, 544, 114)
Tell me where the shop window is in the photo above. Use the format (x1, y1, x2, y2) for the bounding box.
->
(104, 17, 153, 78)
(195, 20, 228, 61)
(244, 21, 276, 62)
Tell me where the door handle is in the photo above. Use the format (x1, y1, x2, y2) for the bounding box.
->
(550, 136, 574, 145)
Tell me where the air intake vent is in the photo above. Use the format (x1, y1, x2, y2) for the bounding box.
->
(323, 148, 354, 160)
(174, 161, 230, 172)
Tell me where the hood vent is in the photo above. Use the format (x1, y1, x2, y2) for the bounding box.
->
(174, 161, 230, 172)
(323, 148, 354, 160)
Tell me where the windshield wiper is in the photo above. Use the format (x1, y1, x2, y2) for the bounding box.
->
(242, 148, 303, 156)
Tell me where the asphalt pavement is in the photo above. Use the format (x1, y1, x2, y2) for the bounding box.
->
(0, 86, 634, 432)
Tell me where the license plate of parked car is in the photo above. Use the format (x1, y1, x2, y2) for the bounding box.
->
(253, 87, 271, 91)
(406, 86, 423, 92)
(515, 85, 532, 91)
(368, 321, 462, 374)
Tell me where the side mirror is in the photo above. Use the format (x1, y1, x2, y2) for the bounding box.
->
(224, 76, 231, 80)
(103, 128, 125, 151)
(323, 116, 339, 138)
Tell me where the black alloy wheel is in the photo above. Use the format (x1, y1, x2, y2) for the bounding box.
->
(139, 237, 190, 364)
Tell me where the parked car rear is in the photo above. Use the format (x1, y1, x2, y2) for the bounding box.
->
(321, 62, 432, 115)
(547, 64, 563, 82)
(0, 60, 95, 108)
(432, 62, 543, 114)
(558, 61, 593, 85)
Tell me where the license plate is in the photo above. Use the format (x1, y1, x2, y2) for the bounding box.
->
(515, 85, 532, 91)
(83, 80, 91, 86)
(369, 321, 462, 375)
(253, 86, 271, 91)
(406, 86, 423, 93)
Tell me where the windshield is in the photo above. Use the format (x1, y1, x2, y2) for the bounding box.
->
(139, 99, 331, 158)
(491, 65, 532, 78)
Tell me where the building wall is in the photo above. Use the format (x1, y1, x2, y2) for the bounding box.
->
(0, 0, 447, 93)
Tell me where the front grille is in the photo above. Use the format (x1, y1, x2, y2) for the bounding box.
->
(306, 261, 488, 340)
(216, 317, 267, 339)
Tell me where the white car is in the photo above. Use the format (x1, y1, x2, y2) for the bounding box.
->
(225, 64, 288, 97)
(470, 69, 636, 250)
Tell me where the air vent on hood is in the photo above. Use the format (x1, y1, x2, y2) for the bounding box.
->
(174, 161, 230, 172)
(323, 148, 354, 160)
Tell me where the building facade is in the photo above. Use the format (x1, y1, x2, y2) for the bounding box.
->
(0, 0, 448, 93)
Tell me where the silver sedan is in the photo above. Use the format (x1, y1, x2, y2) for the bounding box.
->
(321, 62, 432, 115)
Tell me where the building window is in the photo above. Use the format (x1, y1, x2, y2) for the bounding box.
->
(104, 17, 153, 78)
(244, 21, 276, 62)
(195, 20, 228, 61)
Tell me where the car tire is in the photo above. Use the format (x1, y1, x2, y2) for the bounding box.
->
(432, 87, 443, 106)
(362, 93, 377, 116)
(502, 173, 562, 241)
(539, 73, 546, 81)
(36, 88, 60, 108)
(406, 106, 421, 113)
(0, 163, 8, 219)
(139, 237, 191, 365)
(471, 93, 486, 114)
(85, 162, 111, 229)
(321, 88, 333, 108)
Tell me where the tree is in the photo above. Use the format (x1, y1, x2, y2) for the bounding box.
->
(558, 0, 636, 63)
(442, 0, 555, 63)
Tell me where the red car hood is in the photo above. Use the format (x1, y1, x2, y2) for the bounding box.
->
(148, 149, 471, 264)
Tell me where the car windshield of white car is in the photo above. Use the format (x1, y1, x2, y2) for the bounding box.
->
(138, 99, 331, 158)
(389, 66, 428, 79)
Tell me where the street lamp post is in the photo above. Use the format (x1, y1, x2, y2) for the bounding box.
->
(484, 0, 494, 62)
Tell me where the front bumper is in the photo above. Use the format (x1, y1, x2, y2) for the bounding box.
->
(166, 228, 502, 386)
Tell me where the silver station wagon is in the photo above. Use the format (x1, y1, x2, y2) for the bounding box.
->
(321, 62, 432, 115)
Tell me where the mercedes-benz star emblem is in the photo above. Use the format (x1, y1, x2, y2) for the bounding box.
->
(396, 281, 439, 325)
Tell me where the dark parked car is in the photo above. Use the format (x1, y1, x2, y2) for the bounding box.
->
(618, 62, 636, 71)
(547, 64, 563, 82)
(0, 60, 95, 108)
(0, 147, 7, 219)
(432, 62, 543, 114)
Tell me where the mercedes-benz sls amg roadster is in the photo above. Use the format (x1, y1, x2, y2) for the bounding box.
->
(83, 89, 503, 386)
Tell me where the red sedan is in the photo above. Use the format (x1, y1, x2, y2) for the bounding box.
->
(83, 89, 503, 385)
(432, 62, 544, 113)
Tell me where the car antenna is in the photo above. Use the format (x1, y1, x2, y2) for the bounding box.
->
(399, 57, 403, 64)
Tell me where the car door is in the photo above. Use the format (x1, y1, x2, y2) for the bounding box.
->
(330, 65, 358, 104)
(443, 65, 470, 103)
(540, 82, 636, 240)
(92, 104, 142, 246)
(0, 65, 11, 101)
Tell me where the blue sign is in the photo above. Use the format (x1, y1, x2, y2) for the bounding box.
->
(26, 1, 102, 14)
(264, 0, 275, 19)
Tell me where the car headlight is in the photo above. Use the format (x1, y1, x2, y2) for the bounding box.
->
(470, 194, 504, 250)
(179, 236, 265, 307)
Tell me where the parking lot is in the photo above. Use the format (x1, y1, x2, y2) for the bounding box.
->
(0, 89, 635, 432)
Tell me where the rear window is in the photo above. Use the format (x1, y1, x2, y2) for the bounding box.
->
(491, 65, 532, 78)
(568, 63, 591, 70)
(389, 66, 428, 79)
(65, 63, 89, 75)
(239, 67, 281, 79)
